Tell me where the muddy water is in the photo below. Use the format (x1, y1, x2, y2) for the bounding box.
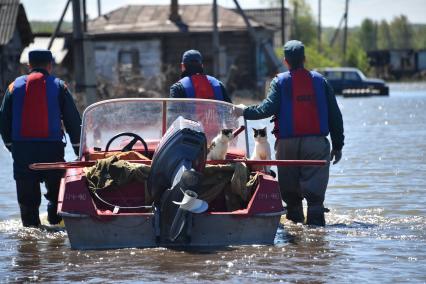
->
(0, 83, 425, 283)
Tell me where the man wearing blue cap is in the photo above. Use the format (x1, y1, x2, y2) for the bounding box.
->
(234, 40, 344, 226)
(0, 49, 82, 227)
(170, 49, 232, 103)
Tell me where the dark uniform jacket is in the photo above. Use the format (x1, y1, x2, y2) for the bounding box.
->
(243, 74, 344, 151)
(170, 71, 232, 103)
(0, 69, 82, 179)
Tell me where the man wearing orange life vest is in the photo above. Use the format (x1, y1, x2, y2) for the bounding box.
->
(234, 40, 344, 226)
(0, 49, 81, 227)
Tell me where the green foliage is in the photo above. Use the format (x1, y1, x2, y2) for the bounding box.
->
(390, 15, 413, 49)
(345, 38, 370, 73)
(290, 0, 316, 45)
(412, 25, 426, 50)
(304, 45, 339, 69)
(30, 21, 72, 34)
(377, 20, 393, 49)
(359, 19, 377, 51)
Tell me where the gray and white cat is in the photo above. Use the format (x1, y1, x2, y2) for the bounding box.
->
(207, 129, 234, 160)
(250, 127, 272, 174)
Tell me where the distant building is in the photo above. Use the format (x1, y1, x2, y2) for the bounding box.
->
(417, 50, 426, 72)
(0, 0, 33, 94)
(367, 49, 424, 79)
(243, 7, 291, 49)
(87, 3, 276, 93)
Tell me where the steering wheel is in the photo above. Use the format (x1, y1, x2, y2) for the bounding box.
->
(105, 132, 148, 156)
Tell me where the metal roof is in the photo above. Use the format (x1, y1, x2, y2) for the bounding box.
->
(321, 67, 362, 72)
(0, 0, 32, 46)
(88, 4, 265, 35)
(243, 8, 290, 30)
(20, 37, 67, 64)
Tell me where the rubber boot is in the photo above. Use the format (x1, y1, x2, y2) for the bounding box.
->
(286, 202, 304, 223)
(306, 205, 326, 226)
(19, 205, 41, 227)
(47, 202, 62, 225)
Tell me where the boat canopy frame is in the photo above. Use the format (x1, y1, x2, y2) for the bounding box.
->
(79, 98, 250, 159)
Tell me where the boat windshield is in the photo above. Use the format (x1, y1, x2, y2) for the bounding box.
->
(80, 98, 248, 157)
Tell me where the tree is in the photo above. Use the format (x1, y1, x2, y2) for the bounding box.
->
(390, 15, 413, 49)
(290, 0, 316, 45)
(377, 20, 393, 49)
(358, 18, 377, 51)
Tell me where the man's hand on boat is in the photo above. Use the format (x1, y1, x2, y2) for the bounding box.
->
(232, 104, 246, 117)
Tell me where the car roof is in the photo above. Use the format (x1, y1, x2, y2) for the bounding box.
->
(321, 67, 361, 72)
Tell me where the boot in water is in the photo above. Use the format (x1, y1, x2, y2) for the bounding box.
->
(47, 202, 62, 225)
(306, 205, 326, 226)
(286, 202, 304, 223)
(19, 205, 41, 227)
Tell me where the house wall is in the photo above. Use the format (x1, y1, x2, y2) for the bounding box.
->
(0, 29, 23, 92)
(89, 28, 275, 93)
(92, 39, 162, 83)
(162, 31, 259, 90)
(418, 51, 426, 71)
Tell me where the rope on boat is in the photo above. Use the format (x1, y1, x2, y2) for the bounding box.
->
(93, 192, 152, 212)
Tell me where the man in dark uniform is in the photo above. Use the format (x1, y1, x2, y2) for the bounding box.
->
(170, 49, 232, 103)
(0, 49, 81, 227)
(234, 40, 344, 226)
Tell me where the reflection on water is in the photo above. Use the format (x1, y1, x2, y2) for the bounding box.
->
(0, 85, 425, 282)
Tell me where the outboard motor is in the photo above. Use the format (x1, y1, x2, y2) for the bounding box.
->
(148, 116, 208, 243)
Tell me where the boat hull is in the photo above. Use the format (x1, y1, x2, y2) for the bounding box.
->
(62, 213, 281, 250)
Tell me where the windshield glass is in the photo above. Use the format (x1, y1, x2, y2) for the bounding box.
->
(80, 98, 247, 157)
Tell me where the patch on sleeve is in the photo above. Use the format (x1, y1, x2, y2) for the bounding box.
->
(8, 82, 14, 93)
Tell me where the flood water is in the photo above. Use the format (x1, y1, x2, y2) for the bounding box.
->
(0, 83, 425, 283)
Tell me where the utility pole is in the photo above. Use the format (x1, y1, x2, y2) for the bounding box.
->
(318, 0, 322, 52)
(343, 0, 349, 64)
(48, 0, 71, 50)
(232, 0, 285, 72)
(72, 0, 84, 93)
(97, 0, 101, 17)
(82, 0, 88, 32)
(281, 0, 285, 45)
(72, 0, 96, 106)
(293, 1, 298, 39)
(212, 0, 220, 76)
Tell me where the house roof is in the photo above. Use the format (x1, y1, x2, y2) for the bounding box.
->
(20, 37, 68, 64)
(243, 8, 290, 30)
(88, 4, 264, 35)
(0, 0, 33, 46)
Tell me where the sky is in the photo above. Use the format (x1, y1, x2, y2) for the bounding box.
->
(21, 0, 426, 27)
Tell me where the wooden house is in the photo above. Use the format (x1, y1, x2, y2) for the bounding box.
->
(0, 0, 33, 94)
(243, 7, 291, 49)
(87, 3, 276, 93)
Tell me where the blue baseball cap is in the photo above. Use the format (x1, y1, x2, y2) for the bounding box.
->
(283, 40, 305, 65)
(182, 49, 203, 64)
(28, 49, 53, 64)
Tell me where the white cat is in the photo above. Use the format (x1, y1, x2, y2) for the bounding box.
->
(207, 129, 234, 160)
(250, 127, 273, 175)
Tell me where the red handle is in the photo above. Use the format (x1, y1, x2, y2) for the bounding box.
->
(30, 158, 327, 170)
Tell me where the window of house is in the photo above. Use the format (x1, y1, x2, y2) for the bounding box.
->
(118, 49, 140, 77)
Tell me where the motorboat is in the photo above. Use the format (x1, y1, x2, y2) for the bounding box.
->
(33, 99, 322, 250)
